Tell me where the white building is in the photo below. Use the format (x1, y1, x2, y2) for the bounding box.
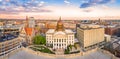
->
(104, 34, 111, 42)
(46, 17, 75, 49)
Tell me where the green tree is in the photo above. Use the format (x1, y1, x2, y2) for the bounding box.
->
(33, 35, 46, 45)
(69, 44, 72, 50)
(74, 43, 77, 49)
(64, 46, 70, 54)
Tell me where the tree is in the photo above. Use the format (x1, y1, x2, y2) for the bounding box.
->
(64, 49, 70, 54)
(33, 35, 46, 45)
(69, 44, 72, 50)
(74, 43, 77, 49)
(64, 45, 71, 54)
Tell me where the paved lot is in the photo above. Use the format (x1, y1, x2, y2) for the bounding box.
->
(8, 50, 111, 59)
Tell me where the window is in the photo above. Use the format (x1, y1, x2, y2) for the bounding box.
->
(54, 39, 56, 42)
(57, 39, 58, 42)
(59, 44, 61, 46)
(59, 39, 61, 42)
(64, 40, 66, 42)
(72, 41, 74, 43)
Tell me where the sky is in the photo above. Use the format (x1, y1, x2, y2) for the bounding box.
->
(0, 0, 120, 20)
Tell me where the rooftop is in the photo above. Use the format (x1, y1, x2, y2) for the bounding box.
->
(25, 27, 33, 36)
(65, 29, 74, 33)
(77, 24, 103, 30)
(46, 29, 55, 34)
(46, 29, 74, 34)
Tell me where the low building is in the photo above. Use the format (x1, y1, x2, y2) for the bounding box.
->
(105, 27, 118, 36)
(104, 34, 111, 42)
(0, 22, 4, 26)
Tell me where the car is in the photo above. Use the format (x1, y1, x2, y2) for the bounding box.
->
(12, 36, 14, 38)
(1, 36, 7, 42)
(7, 37, 11, 40)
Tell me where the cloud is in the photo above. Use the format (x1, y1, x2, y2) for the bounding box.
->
(80, 3, 94, 8)
(83, 9, 93, 12)
(5, 0, 9, 2)
(0, 0, 52, 14)
(81, 5, 112, 12)
(38, 1, 45, 7)
(80, 0, 116, 8)
(64, 0, 71, 5)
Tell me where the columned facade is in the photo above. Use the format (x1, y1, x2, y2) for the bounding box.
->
(46, 30, 74, 49)
(46, 17, 75, 50)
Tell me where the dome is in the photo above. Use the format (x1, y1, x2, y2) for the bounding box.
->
(56, 17, 64, 31)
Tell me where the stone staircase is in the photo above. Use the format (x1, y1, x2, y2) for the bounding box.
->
(55, 49, 64, 55)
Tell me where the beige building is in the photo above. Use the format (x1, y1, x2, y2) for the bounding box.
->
(0, 38, 21, 56)
(0, 22, 4, 26)
(46, 17, 75, 49)
(77, 24, 105, 50)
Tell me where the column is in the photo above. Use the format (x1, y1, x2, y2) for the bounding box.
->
(61, 39, 62, 49)
(57, 39, 59, 49)
(53, 39, 54, 49)
(62, 39, 63, 49)
(58, 39, 59, 49)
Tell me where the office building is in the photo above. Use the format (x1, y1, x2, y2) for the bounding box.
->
(76, 24, 105, 50)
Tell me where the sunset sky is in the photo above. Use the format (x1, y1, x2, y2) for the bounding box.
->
(0, 0, 120, 20)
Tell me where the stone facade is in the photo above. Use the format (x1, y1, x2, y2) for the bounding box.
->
(46, 17, 75, 49)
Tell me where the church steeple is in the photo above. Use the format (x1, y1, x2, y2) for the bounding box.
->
(26, 16, 29, 27)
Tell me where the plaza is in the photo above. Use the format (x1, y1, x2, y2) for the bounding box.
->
(8, 49, 112, 59)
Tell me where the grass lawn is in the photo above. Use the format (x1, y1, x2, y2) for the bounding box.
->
(30, 46, 55, 54)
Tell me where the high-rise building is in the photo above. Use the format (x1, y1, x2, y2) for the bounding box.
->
(28, 17, 35, 28)
(76, 24, 105, 50)
(46, 17, 75, 49)
(24, 16, 35, 45)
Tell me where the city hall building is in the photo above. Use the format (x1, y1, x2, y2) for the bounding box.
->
(46, 17, 75, 49)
